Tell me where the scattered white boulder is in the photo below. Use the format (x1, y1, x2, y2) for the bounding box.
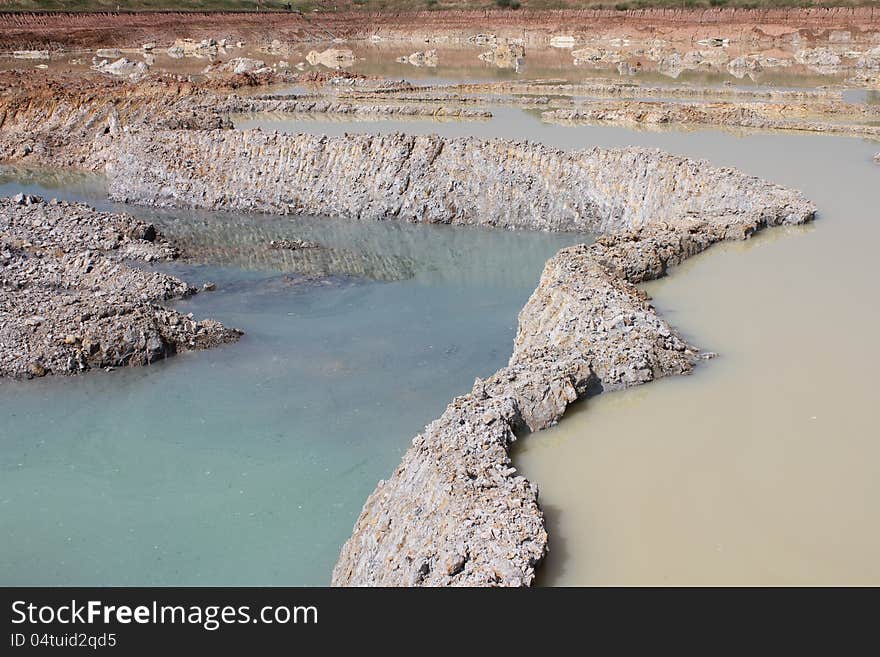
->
(396, 49, 438, 68)
(92, 57, 149, 80)
(795, 47, 842, 69)
(728, 55, 763, 78)
(656, 52, 684, 78)
(226, 57, 269, 75)
(856, 46, 880, 70)
(13, 50, 49, 60)
(550, 35, 576, 49)
(479, 39, 524, 70)
(165, 38, 220, 59)
(306, 48, 354, 69)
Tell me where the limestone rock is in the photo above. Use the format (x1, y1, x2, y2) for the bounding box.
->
(0, 196, 241, 379)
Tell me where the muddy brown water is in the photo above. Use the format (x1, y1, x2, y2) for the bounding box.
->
(511, 129, 880, 586)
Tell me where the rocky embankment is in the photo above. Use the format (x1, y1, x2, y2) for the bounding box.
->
(446, 80, 840, 103)
(331, 198, 814, 587)
(542, 100, 880, 138)
(105, 130, 810, 235)
(0, 194, 240, 379)
(331, 248, 699, 586)
(0, 72, 232, 170)
(332, 218, 816, 586)
(0, 70, 363, 171)
(221, 96, 491, 119)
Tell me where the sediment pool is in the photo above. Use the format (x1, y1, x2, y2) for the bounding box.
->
(508, 126, 879, 585)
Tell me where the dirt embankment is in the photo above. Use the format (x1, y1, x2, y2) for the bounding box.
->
(1, 8, 880, 50)
(0, 68, 361, 169)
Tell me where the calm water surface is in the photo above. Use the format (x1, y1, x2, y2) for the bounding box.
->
(507, 124, 880, 585)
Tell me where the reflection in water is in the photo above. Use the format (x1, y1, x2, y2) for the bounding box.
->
(3, 41, 848, 89)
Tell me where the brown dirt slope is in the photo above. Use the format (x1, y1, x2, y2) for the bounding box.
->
(1, 8, 880, 50)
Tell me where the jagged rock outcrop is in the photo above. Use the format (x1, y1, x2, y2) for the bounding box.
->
(330, 245, 707, 586)
(0, 195, 241, 379)
(105, 131, 811, 236)
(222, 97, 491, 119)
(332, 188, 813, 586)
(543, 101, 880, 138)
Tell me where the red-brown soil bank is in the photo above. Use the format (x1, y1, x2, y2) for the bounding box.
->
(2, 8, 880, 50)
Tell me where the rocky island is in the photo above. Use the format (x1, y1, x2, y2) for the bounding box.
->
(0, 194, 240, 379)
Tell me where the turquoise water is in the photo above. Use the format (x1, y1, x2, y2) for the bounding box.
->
(0, 169, 587, 585)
